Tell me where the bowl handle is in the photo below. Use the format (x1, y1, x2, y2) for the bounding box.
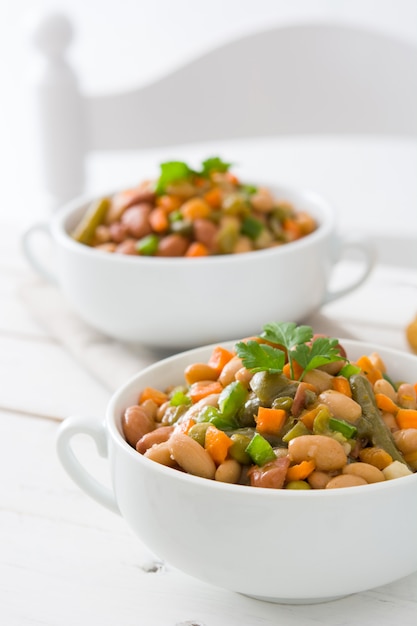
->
(323, 235, 376, 304)
(21, 222, 58, 285)
(56, 416, 120, 515)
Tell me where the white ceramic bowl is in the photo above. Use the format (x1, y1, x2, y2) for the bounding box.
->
(23, 185, 374, 349)
(57, 339, 417, 604)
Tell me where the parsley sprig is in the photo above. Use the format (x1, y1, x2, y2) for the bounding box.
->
(155, 156, 232, 194)
(234, 340, 285, 374)
(235, 322, 345, 380)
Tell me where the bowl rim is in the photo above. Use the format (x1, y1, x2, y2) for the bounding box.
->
(50, 182, 336, 265)
(105, 337, 417, 497)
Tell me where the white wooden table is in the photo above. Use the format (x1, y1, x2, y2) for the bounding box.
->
(1, 136, 417, 625)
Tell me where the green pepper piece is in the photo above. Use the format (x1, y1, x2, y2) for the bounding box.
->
(71, 197, 110, 245)
(219, 381, 248, 419)
(329, 417, 357, 439)
(195, 405, 237, 429)
(382, 372, 398, 390)
(169, 388, 192, 407)
(350, 374, 408, 466)
(282, 421, 310, 443)
(196, 405, 221, 423)
(339, 363, 361, 378)
(245, 433, 276, 466)
(137, 234, 159, 255)
(241, 216, 264, 240)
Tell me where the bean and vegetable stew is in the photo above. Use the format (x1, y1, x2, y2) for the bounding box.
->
(122, 322, 417, 489)
(72, 157, 316, 257)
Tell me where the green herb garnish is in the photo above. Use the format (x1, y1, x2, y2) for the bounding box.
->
(236, 322, 345, 381)
(291, 337, 345, 380)
(200, 156, 232, 177)
(155, 156, 232, 194)
(261, 322, 312, 379)
(235, 340, 286, 374)
(155, 160, 193, 194)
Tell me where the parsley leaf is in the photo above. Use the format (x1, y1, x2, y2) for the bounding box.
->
(292, 337, 345, 379)
(155, 161, 193, 194)
(261, 321, 313, 349)
(200, 156, 232, 177)
(235, 340, 285, 374)
(234, 321, 345, 379)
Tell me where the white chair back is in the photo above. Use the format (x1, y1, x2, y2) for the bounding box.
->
(27, 13, 417, 208)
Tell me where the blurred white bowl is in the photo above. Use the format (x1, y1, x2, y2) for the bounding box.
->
(23, 184, 374, 349)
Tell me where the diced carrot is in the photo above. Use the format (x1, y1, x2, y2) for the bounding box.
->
(156, 194, 182, 213)
(413, 382, 417, 396)
(332, 376, 352, 397)
(207, 345, 235, 375)
(355, 356, 383, 384)
(283, 360, 304, 381)
(300, 406, 321, 430)
(256, 407, 287, 436)
(180, 198, 212, 220)
(286, 459, 316, 482)
(149, 207, 169, 232)
(139, 386, 168, 407)
(204, 425, 233, 465)
(203, 186, 222, 208)
(375, 393, 398, 415)
(189, 380, 224, 403)
(176, 418, 196, 434)
(396, 408, 417, 429)
(283, 218, 302, 241)
(185, 242, 209, 257)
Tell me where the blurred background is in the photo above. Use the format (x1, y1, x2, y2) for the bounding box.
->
(1, 0, 416, 226)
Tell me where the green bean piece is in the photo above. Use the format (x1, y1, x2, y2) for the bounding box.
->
(350, 374, 408, 465)
(216, 219, 240, 253)
(312, 405, 331, 434)
(161, 404, 188, 426)
(250, 371, 298, 405)
(282, 421, 310, 443)
(170, 219, 193, 236)
(329, 417, 357, 439)
(285, 480, 311, 490)
(272, 396, 293, 411)
(229, 433, 252, 464)
(222, 193, 250, 217)
(236, 393, 261, 427)
(71, 197, 110, 245)
(188, 422, 211, 447)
